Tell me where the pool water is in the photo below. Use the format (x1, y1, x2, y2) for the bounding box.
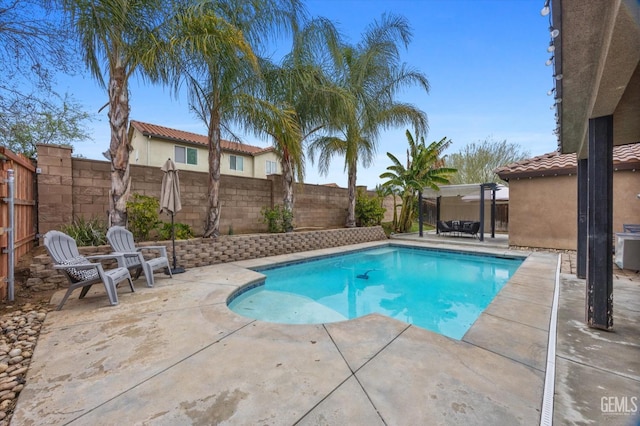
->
(228, 246, 523, 339)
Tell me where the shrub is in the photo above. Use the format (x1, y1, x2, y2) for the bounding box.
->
(126, 193, 161, 241)
(355, 189, 386, 227)
(260, 205, 294, 233)
(60, 216, 108, 246)
(157, 222, 194, 240)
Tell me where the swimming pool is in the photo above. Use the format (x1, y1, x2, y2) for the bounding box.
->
(228, 245, 524, 339)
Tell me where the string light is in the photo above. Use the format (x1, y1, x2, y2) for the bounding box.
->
(543, 0, 561, 146)
(541, 0, 550, 16)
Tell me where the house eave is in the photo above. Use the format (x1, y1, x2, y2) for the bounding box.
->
(554, 0, 640, 157)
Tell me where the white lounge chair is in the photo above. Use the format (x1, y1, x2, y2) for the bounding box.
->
(43, 230, 134, 310)
(106, 226, 172, 287)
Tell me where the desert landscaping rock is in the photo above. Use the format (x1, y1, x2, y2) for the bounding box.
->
(0, 303, 51, 425)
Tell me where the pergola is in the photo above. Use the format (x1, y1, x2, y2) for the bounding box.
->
(550, 0, 640, 329)
(419, 183, 499, 242)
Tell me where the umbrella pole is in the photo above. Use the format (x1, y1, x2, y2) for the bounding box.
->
(167, 212, 185, 274)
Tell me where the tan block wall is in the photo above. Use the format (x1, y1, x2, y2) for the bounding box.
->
(26, 226, 388, 291)
(507, 170, 640, 250)
(36, 145, 74, 235)
(37, 145, 393, 236)
(440, 198, 508, 232)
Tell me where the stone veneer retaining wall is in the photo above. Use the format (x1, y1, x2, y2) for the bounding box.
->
(26, 226, 388, 291)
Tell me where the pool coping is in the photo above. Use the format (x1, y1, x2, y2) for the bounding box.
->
(13, 239, 559, 425)
(231, 240, 554, 346)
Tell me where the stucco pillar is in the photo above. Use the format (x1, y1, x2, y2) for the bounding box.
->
(586, 115, 613, 330)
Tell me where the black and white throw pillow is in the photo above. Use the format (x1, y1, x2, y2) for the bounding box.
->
(59, 256, 99, 282)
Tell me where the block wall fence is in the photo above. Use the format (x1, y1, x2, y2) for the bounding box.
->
(36, 144, 394, 236)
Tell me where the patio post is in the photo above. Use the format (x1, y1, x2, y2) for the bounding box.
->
(479, 184, 485, 241)
(577, 158, 588, 279)
(586, 115, 613, 330)
(436, 196, 441, 234)
(418, 191, 423, 237)
(491, 185, 496, 238)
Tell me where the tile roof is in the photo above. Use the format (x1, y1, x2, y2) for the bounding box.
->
(129, 120, 274, 155)
(494, 142, 640, 180)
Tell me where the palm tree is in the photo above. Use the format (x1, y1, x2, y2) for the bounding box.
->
(248, 17, 348, 223)
(162, 0, 305, 237)
(60, 0, 170, 227)
(308, 13, 429, 228)
(380, 130, 456, 233)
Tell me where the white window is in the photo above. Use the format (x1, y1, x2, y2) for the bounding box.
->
(266, 160, 277, 175)
(230, 155, 244, 171)
(175, 146, 197, 165)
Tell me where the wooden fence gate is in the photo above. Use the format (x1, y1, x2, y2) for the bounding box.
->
(0, 148, 37, 301)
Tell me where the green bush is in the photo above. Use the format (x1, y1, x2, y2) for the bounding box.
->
(355, 189, 386, 227)
(126, 193, 161, 241)
(60, 216, 108, 246)
(260, 205, 294, 233)
(157, 222, 194, 240)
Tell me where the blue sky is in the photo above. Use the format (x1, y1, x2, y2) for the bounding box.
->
(62, 0, 556, 189)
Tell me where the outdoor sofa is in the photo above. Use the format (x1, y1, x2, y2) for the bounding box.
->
(437, 220, 481, 238)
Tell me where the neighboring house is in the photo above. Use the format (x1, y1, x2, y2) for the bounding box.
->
(495, 143, 640, 250)
(128, 120, 280, 178)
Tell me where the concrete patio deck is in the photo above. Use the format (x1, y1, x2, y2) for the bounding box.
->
(11, 238, 640, 425)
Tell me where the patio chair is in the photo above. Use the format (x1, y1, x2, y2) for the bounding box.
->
(106, 226, 172, 287)
(43, 230, 134, 311)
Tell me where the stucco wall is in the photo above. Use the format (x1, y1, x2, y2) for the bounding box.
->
(130, 129, 280, 179)
(509, 176, 577, 249)
(508, 170, 640, 250)
(130, 130, 209, 173)
(613, 171, 640, 233)
(252, 151, 280, 177)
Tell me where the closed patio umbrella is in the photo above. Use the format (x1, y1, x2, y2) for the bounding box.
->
(160, 158, 185, 274)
